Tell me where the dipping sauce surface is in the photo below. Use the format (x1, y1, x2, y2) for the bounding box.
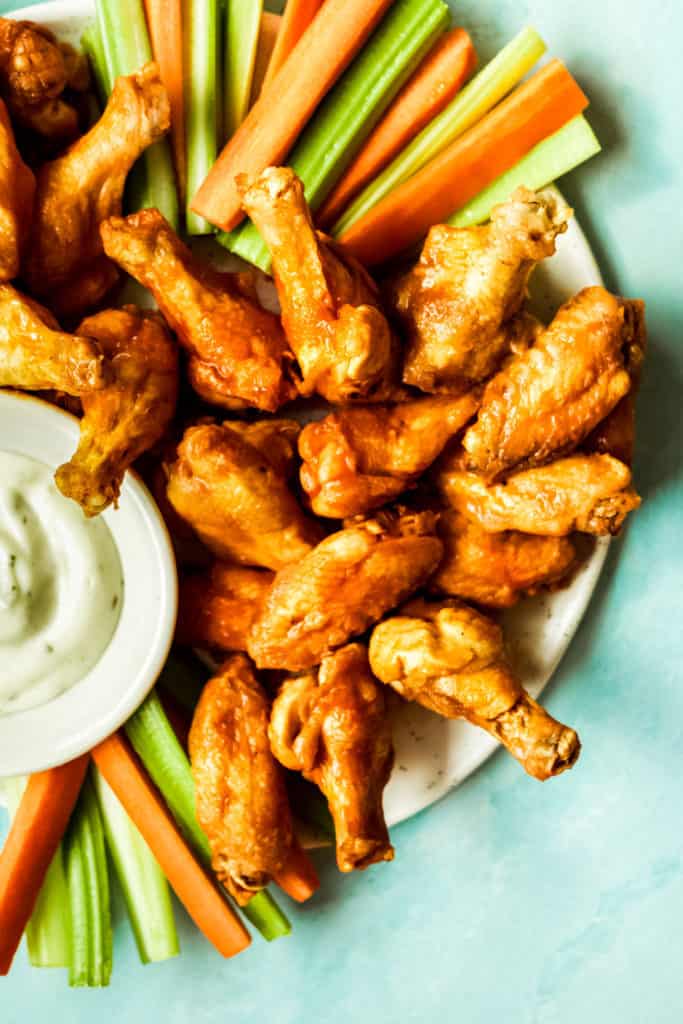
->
(0, 451, 122, 713)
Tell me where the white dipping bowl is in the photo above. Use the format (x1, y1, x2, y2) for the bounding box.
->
(0, 390, 178, 776)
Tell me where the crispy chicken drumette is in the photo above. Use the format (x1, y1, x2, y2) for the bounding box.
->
(189, 654, 294, 905)
(269, 643, 394, 872)
(0, 99, 34, 281)
(101, 208, 296, 412)
(369, 599, 580, 780)
(248, 509, 443, 671)
(24, 63, 170, 318)
(298, 392, 480, 518)
(391, 188, 568, 394)
(177, 563, 275, 652)
(240, 166, 397, 404)
(55, 306, 178, 516)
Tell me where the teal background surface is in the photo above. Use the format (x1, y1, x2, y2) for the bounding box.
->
(2, 1, 682, 1020)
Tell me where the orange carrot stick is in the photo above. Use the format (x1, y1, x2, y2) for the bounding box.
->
(274, 840, 320, 903)
(191, 0, 394, 231)
(0, 755, 89, 975)
(317, 28, 477, 229)
(339, 59, 589, 266)
(144, 0, 186, 199)
(249, 12, 282, 108)
(92, 733, 250, 958)
(262, 0, 323, 92)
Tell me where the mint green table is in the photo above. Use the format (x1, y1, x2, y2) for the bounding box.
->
(2, 2, 682, 1021)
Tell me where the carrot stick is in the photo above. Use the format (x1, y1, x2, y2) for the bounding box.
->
(144, 0, 186, 200)
(274, 840, 320, 903)
(339, 59, 589, 266)
(0, 755, 89, 975)
(317, 28, 477, 228)
(249, 12, 281, 108)
(92, 733, 250, 958)
(262, 0, 322, 91)
(191, 0, 394, 231)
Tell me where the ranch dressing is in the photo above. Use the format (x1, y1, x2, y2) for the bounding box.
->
(0, 451, 122, 714)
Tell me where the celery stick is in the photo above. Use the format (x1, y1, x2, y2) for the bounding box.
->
(448, 115, 601, 227)
(224, 0, 264, 140)
(220, 0, 450, 271)
(332, 26, 547, 237)
(95, 0, 180, 229)
(81, 22, 112, 104)
(92, 768, 179, 965)
(184, 0, 219, 234)
(64, 774, 112, 988)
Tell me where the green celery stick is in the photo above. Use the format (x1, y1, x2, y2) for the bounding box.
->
(448, 115, 601, 227)
(333, 26, 547, 237)
(81, 23, 112, 103)
(92, 768, 179, 965)
(64, 774, 112, 988)
(184, 0, 219, 233)
(95, 0, 180, 229)
(224, 0, 264, 140)
(220, 0, 450, 270)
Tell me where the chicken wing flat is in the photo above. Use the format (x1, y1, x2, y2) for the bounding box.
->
(165, 421, 321, 570)
(240, 167, 397, 404)
(24, 63, 170, 318)
(248, 509, 443, 671)
(463, 288, 646, 479)
(438, 453, 641, 536)
(55, 306, 178, 516)
(392, 188, 568, 394)
(177, 563, 274, 652)
(0, 282, 107, 394)
(0, 99, 34, 281)
(269, 644, 394, 872)
(299, 392, 480, 519)
(189, 654, 293, 905)
(101, 209, 296, 412)
(224, 418, 300, 478)
(369, 599, 580, 780)
(431, 507, 577, 608)
(585, 311, 646, 466)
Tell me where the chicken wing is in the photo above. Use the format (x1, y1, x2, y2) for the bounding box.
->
(24, 62, 171, 318)
(299, 392, 480, 518)
(585, 310, 646, 466)
(0, 99, 34, 281)
(240, 167, 397, 404)
(248, 509, 443, 671)
(55, 306, 178, 516)
(224, 418, 300, 478)
(463, 288, 646, 479)
(369, 598, 580, 780)
(269, 644, 394, 872)
(101, 209, 296, 412)
(177, 562, 275, 652)
(189, 654, 293, 905)
(431, 507, 577, 608)
(165, 421, 321, 570)
(0, 282, 107, 394)
(438, 453, 641, 536)
(392, 188, 568, 394)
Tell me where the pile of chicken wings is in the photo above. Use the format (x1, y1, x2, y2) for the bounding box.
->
(0, 33, 645, 901)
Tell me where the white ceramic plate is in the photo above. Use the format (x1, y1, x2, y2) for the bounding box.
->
(9, 0, 607, 823)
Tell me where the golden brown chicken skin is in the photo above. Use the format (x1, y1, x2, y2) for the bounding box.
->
(189, 654, 293, 905)
(392, 188, 568, 394)
(463, 288, 646, 480)
(24, 62, 171, 318)
(431, 507, 577, 608)
(240, 166, 397, 404)
(177, 563, 275, 652)
(248, 509, 443, 671)
(165, 421, 321, 570)
(438, 453, 641, 537)
(0, 99, 34, 281)
(269, 644, 394, 872)
(585, 310, 646, 466)
(0, 282, 107, 394)
(101, 208, 296, 412)
(369, 599, 580, 780)
(298, 392, 480, 519)
(225, 418, 300, 477)
(55, 306, 178, 516)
